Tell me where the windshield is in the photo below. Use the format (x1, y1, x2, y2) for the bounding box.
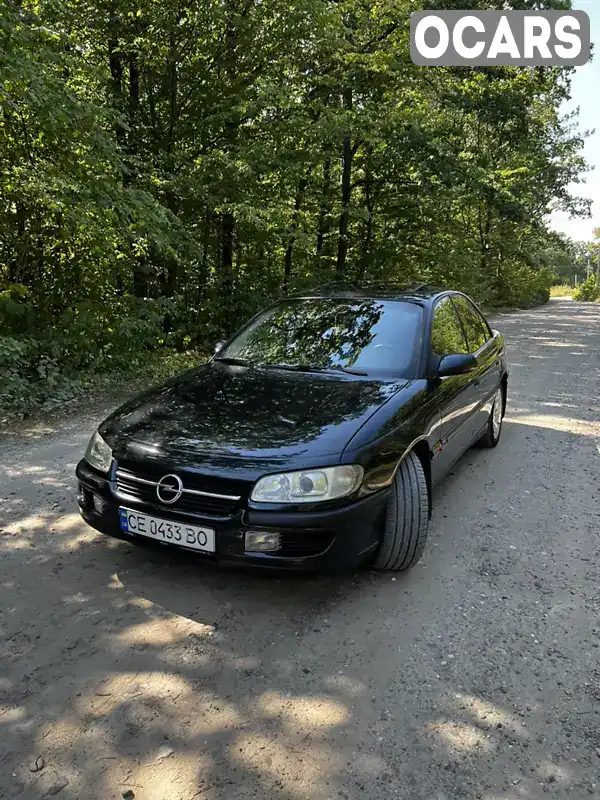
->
(218, 298, 424, 376)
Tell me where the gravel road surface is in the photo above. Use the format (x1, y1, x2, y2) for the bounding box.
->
(1, 297, 599, 800)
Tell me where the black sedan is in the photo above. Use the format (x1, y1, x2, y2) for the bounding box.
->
(76, 283, 508, 571)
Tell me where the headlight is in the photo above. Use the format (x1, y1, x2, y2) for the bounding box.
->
(251, 465, 363, 504)
(84, 430, 113, 473)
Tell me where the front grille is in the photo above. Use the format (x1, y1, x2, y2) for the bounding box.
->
(115, 464, 246, 519)
(275, 530, 335, 558)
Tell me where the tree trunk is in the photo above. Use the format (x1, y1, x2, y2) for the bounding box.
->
(221, 205, 235, 299)
(200, 207, 211, 294)
(132, 264, 148, 298)
(220, 11, 238, 300)
(283, 166, 312, 288)
(128, 50, 140, 154)
(108, 9, 126, 146)
(7, 201, 27, 285)
(336, 87, 353, 277)
(166, 31, 178, 153)
(316, 156, 331, 261)
(479, 198, 493, 276)
(357, 153, 374, 281)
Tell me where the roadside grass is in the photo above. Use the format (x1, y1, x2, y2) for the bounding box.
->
(550, 285, 573, 297)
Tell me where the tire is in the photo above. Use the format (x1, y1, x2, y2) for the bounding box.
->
(479, 386, 504, 448)
(373, 451, 429, 571)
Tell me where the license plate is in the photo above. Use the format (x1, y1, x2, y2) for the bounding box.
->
(118, 507, 215, 553)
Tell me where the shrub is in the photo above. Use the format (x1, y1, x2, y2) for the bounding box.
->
(56, 297, 166, 371)
(0, 294, 169, 413)
(0, 336, 81, 411)
(492, 265, 553, 309)
(573, 275, 599, 302)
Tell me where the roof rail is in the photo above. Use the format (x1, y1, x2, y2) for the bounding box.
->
(309, 280, 360, 291)
(286, 279, 445, 298)
(408, 282, 429, 292)
(358, 280, 443, 293)
(309, 279, 433, 291)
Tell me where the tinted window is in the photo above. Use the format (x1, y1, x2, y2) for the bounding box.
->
(221, 298, 424, 376)
(430, 297, 468, 356)
(452, 296, 489, 353)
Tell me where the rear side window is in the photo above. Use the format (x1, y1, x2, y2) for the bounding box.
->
(451, 295, 490, 353)
(430, 297, 468, 356)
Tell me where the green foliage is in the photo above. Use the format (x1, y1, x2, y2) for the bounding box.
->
(573, 276, 600, 302)
(55, 297, 167, 370)
(483, 264, 553, 309)
(0, 0, 591, 413)
(0, 334, 80, 410)
(0, 289, 171, 411)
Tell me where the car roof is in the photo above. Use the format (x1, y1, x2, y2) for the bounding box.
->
(288, 280, 447, 304)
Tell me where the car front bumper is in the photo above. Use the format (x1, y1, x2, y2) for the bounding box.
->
(76, 459, 390, 571)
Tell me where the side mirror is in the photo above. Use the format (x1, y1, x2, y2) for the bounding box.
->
(437, 353, 477, 377)
(213, 340, 226, 356)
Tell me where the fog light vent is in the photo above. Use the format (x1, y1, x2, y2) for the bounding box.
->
(78, 485, 94, 511)
(92, 494, 107, 514)
(245, 531, 281, 553)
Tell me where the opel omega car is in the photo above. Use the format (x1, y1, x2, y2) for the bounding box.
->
(76, 283, 508, 571)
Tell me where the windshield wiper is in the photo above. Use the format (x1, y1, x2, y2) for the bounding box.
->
(213, 356, 253, 367)
(328, 365, 369, 376)
(260, 363, 368, 376)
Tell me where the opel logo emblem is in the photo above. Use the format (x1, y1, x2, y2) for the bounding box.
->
(156, 473, 183, 504)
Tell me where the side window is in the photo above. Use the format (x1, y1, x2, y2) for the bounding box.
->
(430, 297, 468, 356)
(452, 296, 489, 353)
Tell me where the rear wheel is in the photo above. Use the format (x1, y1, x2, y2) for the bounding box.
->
(373, 451, 429, 571)
(479, 386, 504, 448)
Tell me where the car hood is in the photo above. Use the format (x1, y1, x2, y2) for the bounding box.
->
(101, 362, 406, 464)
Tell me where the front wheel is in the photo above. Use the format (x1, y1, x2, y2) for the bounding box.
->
(373, 451, 429, 571)
(479, 386, 504, 448)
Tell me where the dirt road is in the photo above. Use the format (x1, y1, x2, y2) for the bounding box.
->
(1, 297, 599, 800)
